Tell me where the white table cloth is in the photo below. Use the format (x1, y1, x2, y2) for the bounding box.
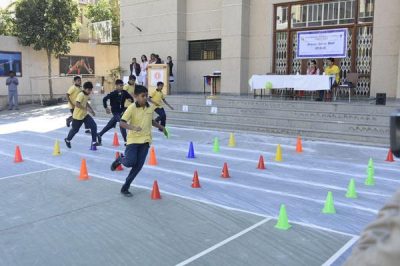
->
(249, 75, 334, 91)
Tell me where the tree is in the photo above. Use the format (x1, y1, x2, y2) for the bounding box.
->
(86, 0, 120, 43)
(0, 9, 15, 36)
(0, 2, 17, 36)
(14, 0, 79, 100)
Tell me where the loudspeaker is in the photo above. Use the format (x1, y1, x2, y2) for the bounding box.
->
(390, 111, 400, 158)
(376, 93, 386, 105)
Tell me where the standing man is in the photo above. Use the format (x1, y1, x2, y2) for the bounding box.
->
(6, 71, 19, 110)
(129, 58, 141, 78)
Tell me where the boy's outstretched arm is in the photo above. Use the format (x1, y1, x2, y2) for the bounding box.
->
(86, 103, 96, 116)
(162, 99, 174, 110)
(103, 94, 111, 114)
(66, 93, 74, 108)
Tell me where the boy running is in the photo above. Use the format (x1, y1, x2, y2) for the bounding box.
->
(65, 81, 98, 148)
(123, 75, 136, 95)
(66, 76, 90, 133)
(97, 79, 133, 145)
(149, 81, 174, 131)
(111, 85, 167, 197)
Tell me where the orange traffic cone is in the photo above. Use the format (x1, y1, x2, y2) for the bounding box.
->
(386, 149, 395, 162)
(257, 155, 266, 169)
(221, 162, 230, 178)
(148, 146, 157, 166)
(151, 180, 161, 200)
(296, 136, 303, 153)
(115, 152, 123, 171)
(79, 159, 89, 180)
(14, 146, 23, 163)
(112, 132, 120, 147)
(192, 170, 201, 188)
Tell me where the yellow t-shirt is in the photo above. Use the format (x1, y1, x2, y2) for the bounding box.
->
(150, 90, 165, 108)
(124, 98, 133, 108)
(72, 92, 89, 120)
(67, 85, 81, 109)
(121, 103, 156, 144)
(325, 65, 341, 83)
(123, 84, 135, 95)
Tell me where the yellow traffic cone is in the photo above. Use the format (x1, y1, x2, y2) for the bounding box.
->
(53, 140, 61, 156)
(228, 133, 236, 147)
(275, 144, 282, 162)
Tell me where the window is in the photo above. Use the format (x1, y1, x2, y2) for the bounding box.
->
(359, 0, 374, 23)
(188, 39, 221, 60)
(274, 0, 374, 97)
(276, 6, 288, 30)
(291, 0, 356, 28)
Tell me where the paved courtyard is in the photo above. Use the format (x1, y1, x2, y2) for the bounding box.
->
(0, 105, 398, 266)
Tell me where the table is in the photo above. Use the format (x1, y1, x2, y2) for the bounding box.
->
(203, 75, 221, 95)
(249, 74, 334, 91)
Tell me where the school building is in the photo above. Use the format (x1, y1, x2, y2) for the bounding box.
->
(120, 0, 400, 98)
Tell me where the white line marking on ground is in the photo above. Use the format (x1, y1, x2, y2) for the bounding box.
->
(0, 168, 58, 180)
(9, 129, 400, 174)
(142, 164, 380, 214)
(161, 157, 387, 198)
(0, 136, 389, 200)
(141, 140, 400, 181)
(175, 218, 271, 266)
(321, 236, 359, 266)
(0, 150, 358, 238)
(0, 141, 380, 215)
(165, 125, 389, 151)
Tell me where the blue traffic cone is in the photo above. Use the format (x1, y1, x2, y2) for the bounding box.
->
(187, 141, 195, 159)
(90, 143, 97, 151)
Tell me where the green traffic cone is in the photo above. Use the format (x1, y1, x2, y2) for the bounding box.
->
(164, 127, 170, 138)
(367, 159, 374, 176)
(346, 179, 357, 198)
(368, 158, 374, 168)
(365, 170, 375, 186)
(213, 137, 220, 153)
(322, 191, 336, 214)
(275, 204, 292, 230)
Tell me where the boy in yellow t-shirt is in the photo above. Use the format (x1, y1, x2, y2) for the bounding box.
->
(64, 81, 98, 149)
(66, 76, 91, 133)
(123, 75, 136, 94)
(66, 76, 81, 127)
(149, 81, 174, 131)
(110, 85, 167, 197)
(122, 75, 136, 111)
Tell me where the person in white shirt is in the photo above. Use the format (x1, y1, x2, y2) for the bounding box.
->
(139, 55, 148, 87)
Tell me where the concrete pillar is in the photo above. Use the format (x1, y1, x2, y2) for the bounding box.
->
(119, 0, 186, 94)
(370, 0, 400, 98)
(220, 0, 250, 95)
(397, 30, 400, 99)
(174, 0, 187, 95)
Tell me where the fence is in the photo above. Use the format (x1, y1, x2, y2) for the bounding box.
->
(29, 75, 113, 105)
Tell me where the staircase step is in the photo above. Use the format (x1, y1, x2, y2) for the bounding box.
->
(168, 104, 389, 126)
(90, 94, 392, 146)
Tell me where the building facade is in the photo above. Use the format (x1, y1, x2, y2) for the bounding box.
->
(120, 0, 400, 98)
